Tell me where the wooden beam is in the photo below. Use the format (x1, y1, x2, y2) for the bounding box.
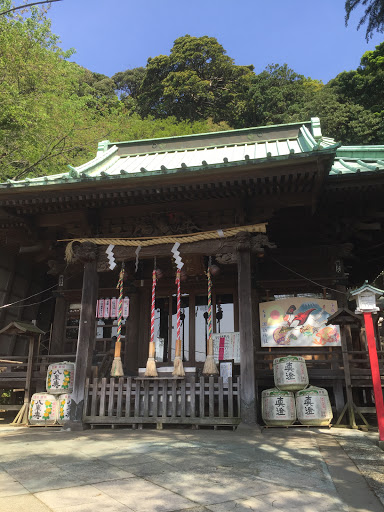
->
(237, 233, 257, 424)
(96, 234, 270, 270)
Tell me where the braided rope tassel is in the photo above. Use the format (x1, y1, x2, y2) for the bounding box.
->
(145, 269, 158, 377)
(111, 264, 125, 377)
(173, 268, 185, 377)
(203, 266, 218, 376)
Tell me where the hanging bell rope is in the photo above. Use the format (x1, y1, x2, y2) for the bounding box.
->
(202, 262, 219, 376)
(173, 268, 185, 378)
(62, 223, 266, 263)
(111, 263, 125, 377)
(145, 267, 158, 377)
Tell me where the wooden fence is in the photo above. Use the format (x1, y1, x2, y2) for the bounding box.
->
(83, 376, 241, 428)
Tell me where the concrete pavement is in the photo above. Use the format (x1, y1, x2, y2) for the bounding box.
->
(0, 424, 383, 511)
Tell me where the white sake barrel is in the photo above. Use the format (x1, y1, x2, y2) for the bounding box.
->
(296, 386, 333, 426)
(29, 393, 57, 425)
(46, 361, 75, 394)
(262, 388, 296, 426)
(57, 394, 71, 425)
(273, 355, 309, 391)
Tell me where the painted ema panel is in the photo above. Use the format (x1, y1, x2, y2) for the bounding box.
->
(259, 298, 341, 347)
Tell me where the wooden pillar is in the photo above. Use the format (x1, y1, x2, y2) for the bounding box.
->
(20, 335, 35, 423)
(343, 324, 357, 428)
(50, 274, 67, 354)
(138, 289, 151, 368)
(124, 292, 139, 374)
(237, 232, 257, 424)
(69, 243, 98, 430)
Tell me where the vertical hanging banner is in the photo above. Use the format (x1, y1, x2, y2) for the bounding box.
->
(104, 298, 111, 319)
(123, 297, 130, 319)
(110, 298, 117, 319)
(97, 299, 105, 319)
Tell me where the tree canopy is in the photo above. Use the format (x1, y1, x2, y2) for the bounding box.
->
(0, 4, 383, 181)
(345, 0, 384, 40)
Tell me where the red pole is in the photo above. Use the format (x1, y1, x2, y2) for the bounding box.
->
(363, 312, 384, 441)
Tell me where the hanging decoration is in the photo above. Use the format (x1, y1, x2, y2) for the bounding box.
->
(106, 244, 117, 270)
(203, 261, 219, 376)
(171, 242, 184, 269)
(63, 223, 267, 262)
(145, 265, 158, 377)
(103, 298, 110, 319)
(135, 245, 142, 273)
(110, 297, 117, 318)
(97, 299, 105, 319)
(111, 263, 125, 377)
(123, 296, 130, 318)
(173, 268, 185, 377)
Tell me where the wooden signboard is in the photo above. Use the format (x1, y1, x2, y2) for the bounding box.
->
(213, 332, 240, 363)
(219, 360, 234, 384)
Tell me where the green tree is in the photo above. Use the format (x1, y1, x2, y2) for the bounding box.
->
(137, 35, 254, 122)
(113, 67, 146, 99)
(329, 42, 384, 114)
(345, 0, 384, 40)
(0, 1, 109, 179)
(300, 87, 382, 144)
(237, 64, 322, 128)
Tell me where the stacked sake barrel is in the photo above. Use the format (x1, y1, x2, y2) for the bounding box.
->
(29, 362, 75, 425)
(262, 355, 332, 427)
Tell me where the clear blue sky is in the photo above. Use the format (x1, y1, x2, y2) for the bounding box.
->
(49, 0, 383, 83)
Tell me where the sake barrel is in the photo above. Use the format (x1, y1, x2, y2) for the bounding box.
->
(296, 386, 333, 426)
(261, 388, 296, 426)
(29, 393, 57, 425)
(57, 394, 71, 425)
(273, 355, 308, 391)
(46, 362, 75, 394)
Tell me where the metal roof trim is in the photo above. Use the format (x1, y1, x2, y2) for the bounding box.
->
(74, 145, 119, 174)
(106, 120, 313, 149)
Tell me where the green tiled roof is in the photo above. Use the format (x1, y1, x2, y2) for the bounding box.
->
(0, 118, 339, 190)
(330, 146, 384, 175)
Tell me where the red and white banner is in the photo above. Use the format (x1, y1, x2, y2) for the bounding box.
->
(123, 297, 130, 318)
(110, 298, 117, 319)
(97, 299, 105, 319)
(104, 298, 110, 319)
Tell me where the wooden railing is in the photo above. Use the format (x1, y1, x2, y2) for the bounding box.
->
(348, 351, 384, 386)
(0, 354, 76, 386)
(83, 376, 241, 428)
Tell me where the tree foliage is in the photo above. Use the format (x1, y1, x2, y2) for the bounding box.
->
(136, 35, 254, 122)
(345, 0, 384, 40)
(1, 9, 383, 182)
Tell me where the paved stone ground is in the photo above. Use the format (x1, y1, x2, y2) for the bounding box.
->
(0, 424, 383, 512)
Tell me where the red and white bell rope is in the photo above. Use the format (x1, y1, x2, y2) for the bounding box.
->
(145, 268, 158, 376)
(176, 268, 181, 340)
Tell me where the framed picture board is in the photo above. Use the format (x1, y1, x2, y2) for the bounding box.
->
(259, 298, 341, 347)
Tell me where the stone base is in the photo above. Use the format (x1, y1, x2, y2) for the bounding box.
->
(378, 440, 384, 451)
(65, 421, 90, 431)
